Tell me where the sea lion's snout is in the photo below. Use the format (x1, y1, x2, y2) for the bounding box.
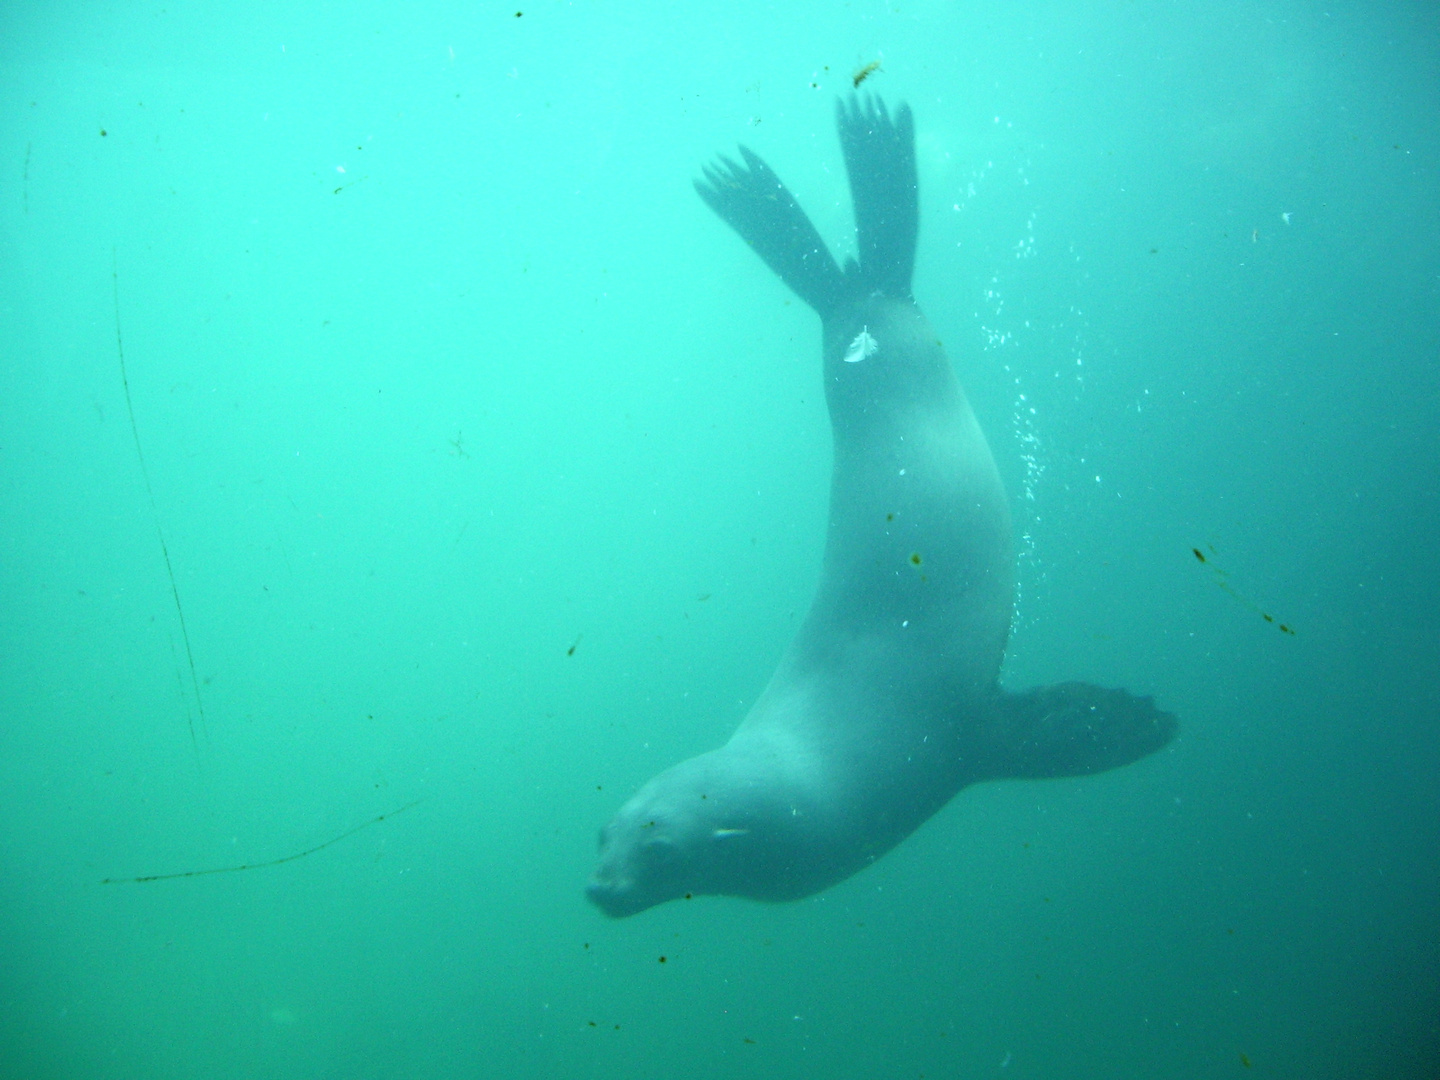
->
(585, 877, 645, 919)
(588, 805, 692, 917)
(587, 823, 647, 917)
(586, 851, 662, 918)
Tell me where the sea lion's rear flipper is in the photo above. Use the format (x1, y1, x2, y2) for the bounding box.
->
(986, 682, 1178, 780)
(695, 94, 918, 318)
(695, 146, 848, 317)
(836, 95, 917, 300)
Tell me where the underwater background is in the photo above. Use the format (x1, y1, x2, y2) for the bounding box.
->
(1, 1, 1436, 1077)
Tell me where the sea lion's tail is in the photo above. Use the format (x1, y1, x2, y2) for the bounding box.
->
(694, 95, 918, 319)
(984, 682, 1178, 781)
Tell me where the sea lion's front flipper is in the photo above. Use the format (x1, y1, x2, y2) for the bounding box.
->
(984, 682, 1178, 781)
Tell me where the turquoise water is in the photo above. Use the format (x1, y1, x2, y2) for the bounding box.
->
(2, 2, 1436, 1077)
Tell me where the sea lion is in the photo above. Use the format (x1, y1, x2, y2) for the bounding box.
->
(586, 96, 1175, 919)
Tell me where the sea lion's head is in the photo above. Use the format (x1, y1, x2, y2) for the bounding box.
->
(586, 749, 777, 918)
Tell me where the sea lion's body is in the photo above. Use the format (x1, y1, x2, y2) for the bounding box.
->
(587, 99, 1174, 918)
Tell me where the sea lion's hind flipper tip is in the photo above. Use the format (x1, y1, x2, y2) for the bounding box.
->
(989, 681, 1178, 781)
(694, 145, 847, 317)
(836, 92, 918, 299)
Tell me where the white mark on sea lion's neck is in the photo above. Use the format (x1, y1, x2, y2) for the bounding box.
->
(844, 326, 879, 363)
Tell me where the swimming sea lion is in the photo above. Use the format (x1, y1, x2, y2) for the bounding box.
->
(587, 96, 1175, 918)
